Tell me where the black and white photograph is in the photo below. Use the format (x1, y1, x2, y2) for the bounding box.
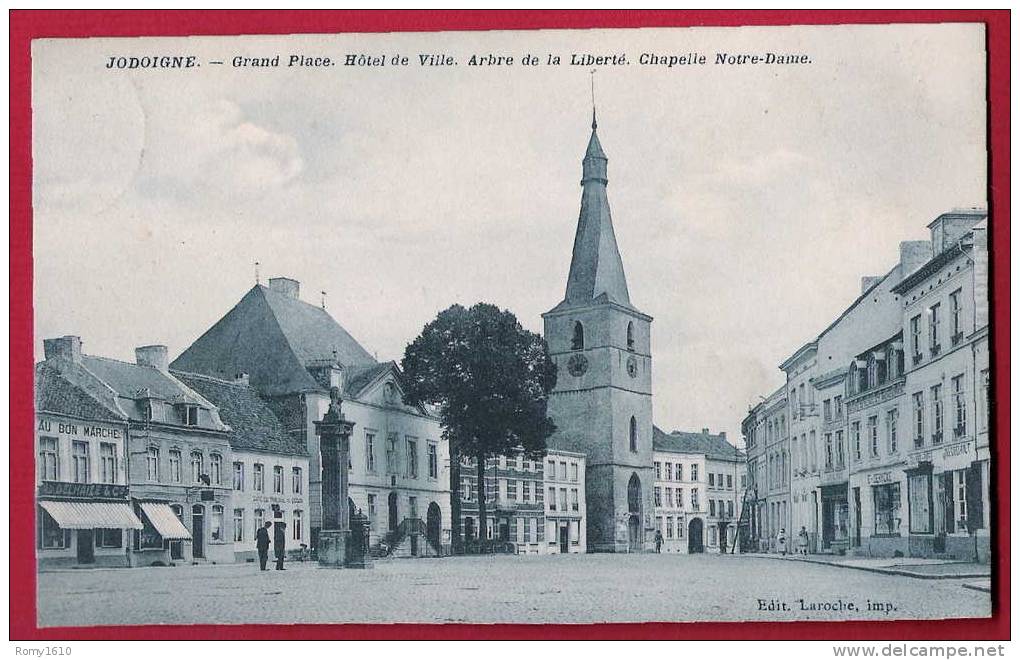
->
(27, 20, 997, 629)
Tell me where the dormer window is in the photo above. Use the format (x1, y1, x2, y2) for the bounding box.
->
(383, 382, 397, 405)
(571, 322, 584, 351)
(626, 322, 635, 352)
(181, 405, 199, 426)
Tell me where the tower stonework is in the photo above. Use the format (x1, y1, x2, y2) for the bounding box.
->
(543, 115, 654, 553)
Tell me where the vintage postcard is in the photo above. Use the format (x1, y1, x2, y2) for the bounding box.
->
(23, 17, 1000, 633)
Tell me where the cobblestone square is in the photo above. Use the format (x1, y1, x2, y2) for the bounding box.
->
(38, 553, 991, 627)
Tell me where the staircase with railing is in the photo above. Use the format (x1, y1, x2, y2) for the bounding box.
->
(371, 517, 440, 558)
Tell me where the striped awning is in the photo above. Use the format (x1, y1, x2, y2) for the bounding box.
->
(139, 502, 192, 540)
(39, 500, 143, 530)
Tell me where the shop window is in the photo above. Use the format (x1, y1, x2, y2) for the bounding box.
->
(210, 505, 224, 541)
(292, 510, 303, 541)
(38, 508, 68, 549)
(872, 482, 901, 535)
(139, 512, 163, 549)
(571, 520, 581, 544)
(98, 528, 122, 548)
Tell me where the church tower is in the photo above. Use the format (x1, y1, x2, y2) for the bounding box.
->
(543, 111, 654, 553)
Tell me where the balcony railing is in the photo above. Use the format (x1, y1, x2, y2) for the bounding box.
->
(952, 332, 964, 346)
(931, 431, 943, 445)
(954, 425, 966, 439)
(912, 354, 923, 366)
(930, 344, 942, 357)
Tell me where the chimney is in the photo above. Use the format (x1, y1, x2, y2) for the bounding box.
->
(720, 431, 727, 440)
(702, 427, 709, 435)
(135, 345, 169, 371)
(929, 209, 986, 254)
(233, 373, 250, 386)
(898, 240, 933, 279)
(860, 276, 882, 295)
(269, 277, 300, 299)
(43, 335, 82, 363)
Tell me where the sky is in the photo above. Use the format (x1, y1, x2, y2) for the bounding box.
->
(32, 24, 987, 444)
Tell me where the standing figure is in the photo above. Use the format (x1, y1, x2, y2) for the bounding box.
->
(777, 528, 788, 556)
(797, 526, 810, 555)
(274, 520, 287, 570)
(654, 529, 663, 553)
(256, 521, 272, 571)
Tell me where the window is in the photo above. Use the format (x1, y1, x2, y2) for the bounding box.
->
(979, 369, 990, 431)
(931, 384, 944, 444)
(233, 462, 244, 491)
(952, 375, 967, 437)
(254, 509, 265, 537)
(428, 443, 438, 479)
(710, 500, 717, 516)
(912, 392, 925, 447)
(887, 409, 899, 454)
(629, 416, 638, 452)
(210, 505, 223, 541)
(677, 488, 684, 508)
(691, 488, 699, 510)
(627, 322, 635, 351)
(868, 416, 879, 458)
(835, 431, 845, 469)
(950, 289, 962, 343)
(190, 451, 204, 483)
(676, 464, 683, 481)
(654, 461, 661, 479)
(386, 434, 398, 474)
(507, 479, 517, 501)
(954, 470, 968, 531)
(559, 461, 567, 480)
(571, 488, 579, 511)
(929, 303, 941, 353)
(726, 474, 733, 489)
(910, 315, 922, 359)
(666, 516, 674, 538)
(98, 529, 122, 548)
(809, 430, 817, 471)
(727, 500, 734, 517)
(72, 440, 90, 483)
(708, 473, 715, 487)
(367, 495, 377, 530)
(210, 453, 222, 485)
(547, 459, 556, 478)
(548, 487, 557, 510)
(38, 508, 67, 549)
(559, 488, 567, 513)
(461, 476, 472, 502)
(100, 442, 117, 484)
(654, 486, 662, 507)
(691, 465, 698, 481)
(522, 479, 531, 502)
(253, 463, 264, 492)
(233, 509, 244, 542)
(292, 510, 303, 541)
(291, 467, 302, 494)
(38, 437, 59, 481)
(570, 462, 578, 482)
(168, 449, 181, 482)
(834, 396, 843, 419)
(665, 487, 674, 507)
(406, 439, 418, 479)
(571, 321, 584, 350)
(273, 465, 284, 493)
(365, 432, 376, 473)
(183, 405, 199, 426)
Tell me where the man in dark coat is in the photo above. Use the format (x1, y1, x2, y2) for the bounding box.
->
(273, 520, 287, 570)
(256, 521, 272, 571)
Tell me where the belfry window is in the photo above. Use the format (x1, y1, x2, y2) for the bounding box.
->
(629, 416, 638, 452)
(571, 321, 584, 350)
(627, 322, 635, 351)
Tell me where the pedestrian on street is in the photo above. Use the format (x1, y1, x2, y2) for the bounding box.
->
(797, 526, 810, 555)
(256, 521, 272, 571)
(777, 528, 787, 555)
(273, 520, 287, 570)
(654, 530, 663, 553)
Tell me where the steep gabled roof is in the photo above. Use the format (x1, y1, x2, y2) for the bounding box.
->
(35, 361, 126, 423)
(173, 371, 307, 456)
(170, 285, 377, 397)
(652, 425, 744, 461)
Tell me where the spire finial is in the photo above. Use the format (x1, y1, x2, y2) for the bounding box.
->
(590, 69, 597, 129)
(321, 290, 327, 309)
(254, 261, 261, 285)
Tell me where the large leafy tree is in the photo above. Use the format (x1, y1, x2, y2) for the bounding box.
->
(402, 303, 558, 550)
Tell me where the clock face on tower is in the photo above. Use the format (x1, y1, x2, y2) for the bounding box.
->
(567, 353, 589, 377)
(626, 355, 638, 378)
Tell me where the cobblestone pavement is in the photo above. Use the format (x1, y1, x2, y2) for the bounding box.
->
(37, 553, 991, 627)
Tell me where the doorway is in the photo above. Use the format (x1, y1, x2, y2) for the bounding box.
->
(388, 492, 398, 532)
(718, 522, 729, 553)
(76, 529, 95, 564)
(559, 524, 569, 553)
(192, 504, 205, 558)
(426, 502, 442, 553)
(688, 518, 704, 553)
(627, 515, 641, 552)
(853, 487, 862, 547)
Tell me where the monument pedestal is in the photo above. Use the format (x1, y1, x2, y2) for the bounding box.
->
(317, 529, 348, 568)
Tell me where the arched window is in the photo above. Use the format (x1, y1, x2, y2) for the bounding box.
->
(627, 322, 635, 351)
(629, 416, 638, 452)
(627, 473, 641, 513)
(571, 321, 584, 350)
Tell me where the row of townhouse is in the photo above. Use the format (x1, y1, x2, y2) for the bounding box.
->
(35, 277, 455, 568)
(741, 209, 992, 561)
(651, 427, 746, 553)
(457, 449, 587, 554)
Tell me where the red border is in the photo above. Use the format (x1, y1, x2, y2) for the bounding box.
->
(9, 10, 1010, 641)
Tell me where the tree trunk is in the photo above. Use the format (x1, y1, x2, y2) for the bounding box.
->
(450, 450, 463, 555)
(476, 454, 488, 549)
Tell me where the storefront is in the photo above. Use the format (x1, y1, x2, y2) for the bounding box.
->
(906, 442, 987, 560)
(37, 482, 142, 569)
(820, 483, 849, 554)
(849, 468, 907, 557)
(132, 499, 193, 566)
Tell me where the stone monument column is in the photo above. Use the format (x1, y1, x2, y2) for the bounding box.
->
(315, 386, 356, 568)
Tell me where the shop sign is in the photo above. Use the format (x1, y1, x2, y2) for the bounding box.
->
(37, 417, 123, 440)
(941, 440, 974, 470)
(866, 471, 896, 486)
(251, 495, 305, 505)
(906, 450, 933, 470)
(39, 481, 128, 499)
